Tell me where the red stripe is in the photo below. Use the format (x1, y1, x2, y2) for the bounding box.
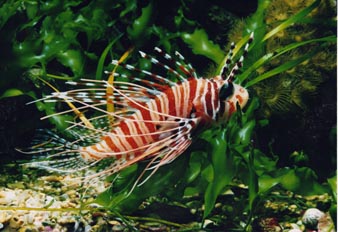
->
(138, 107, 157, 139)
(175, 84, 183, 116)
(155, 97, 165, 120)
(205, 81, 213, 117)
(164, 88, 176, 116)
(132, 118, 148, 144)
(228, 101, 236, 116)
(236, 94, 243, 104)
(188, 79, 197, 116)
(120, 121, 138, 149)
(103, 136, 120, 153)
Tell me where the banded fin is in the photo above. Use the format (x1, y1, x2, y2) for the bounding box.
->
(78, 117, 198, 189)
(221, 32, 254, 81)
(111, 60, 176, 86)
(154, 47, 197, 78)
(17, 130, 98, 173)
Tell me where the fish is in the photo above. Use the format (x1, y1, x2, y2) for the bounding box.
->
(21, 33, 253, 185)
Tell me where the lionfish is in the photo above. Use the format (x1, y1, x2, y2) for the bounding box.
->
(23, 33, 253, 185)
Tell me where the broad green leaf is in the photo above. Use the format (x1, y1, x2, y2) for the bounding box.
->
(236, 120, 256, 145)
(127, 2, 153, 45)
(181, 29, 225, 64)
(248, 148, 258, 207)
(259, 167, 328, 196)
(203, 130, 233, 218)
(327, 175, 337, 200)
(56, 49, 84, 77)
(258, 174, 280, 194)
(0, 88, 24, 99)
(0, 0, 21, 29)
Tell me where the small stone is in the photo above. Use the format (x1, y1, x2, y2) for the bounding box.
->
(112, 224, 126, 231)
(18, 225, 39, 232)
(0, 189, 16, 205)
(302, 208, 325, 230)
(0, 211, 13, 224)
(252, 217, 282, 232)
(108, 220, 121, 226)
(7, 182, 26, 189)
(40, 176, 63, 182)
(9, 216, 24, 229)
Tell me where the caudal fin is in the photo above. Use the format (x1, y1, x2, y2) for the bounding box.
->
(17, 130, 95, 173)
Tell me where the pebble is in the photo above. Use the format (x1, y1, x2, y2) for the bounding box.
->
(302, 208, 324, 230)
(0, 169, 106, 231)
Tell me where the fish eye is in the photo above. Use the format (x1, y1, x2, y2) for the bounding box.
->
(219, 82, 234, 101)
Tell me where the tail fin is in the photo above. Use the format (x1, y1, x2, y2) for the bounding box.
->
(17, 130, 93, 173)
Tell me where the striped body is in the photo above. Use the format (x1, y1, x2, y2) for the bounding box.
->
(80, 76, 248, 165)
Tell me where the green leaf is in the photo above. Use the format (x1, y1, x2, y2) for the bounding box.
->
(263, 0, 321, 41)
(248, 148, 258, 207)
(0, 88, 24, 99)
(327, 175, 337, 200)
(0, 0, 21, 29)
(127, 2, 153, 45)
(236, 120, 256, 145)
(259, 167, 328, 195)
(96, 35, 123, 80)
(181, 29, 225, 64)
(43, 102, 73, 131)
(246, 45, 322, 87)
(186, 151, 204, 183)
(258, 174, 280, 194)
(96, 155, 188, 213)
(56, 49, 84, 77)
(119, 0, 137, 17)
(203, 129, 234, 218)
(201, 164, 214, 183)
(238, 35, 336, 83)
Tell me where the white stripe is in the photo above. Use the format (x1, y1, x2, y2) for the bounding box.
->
(98, 139, 111, 152)
(134, 111, 153, 143)
(115, 127, 133, 151)
(128, 153, 135, 160)
(126, 121, 143, 147)
(210, 82, 216, 119)
(182, 81, 190, 117)
(107, 131, 125, 152)
(159, 93, 169, 115)
(148, 100, 160, 121)
(163, 94, 170, 115)
(84, 147, 100, 157)
(173, 85, 181, 116)
(200, 80, 209, 116)
(95, 143, 104, 152)
(193, 78, 202, 107)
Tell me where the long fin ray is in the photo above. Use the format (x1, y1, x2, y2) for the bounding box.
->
(72, 117, 196, 184)
(154, 47, 197, 78)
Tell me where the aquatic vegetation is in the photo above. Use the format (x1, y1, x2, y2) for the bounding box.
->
(0, 0, 336, 230)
